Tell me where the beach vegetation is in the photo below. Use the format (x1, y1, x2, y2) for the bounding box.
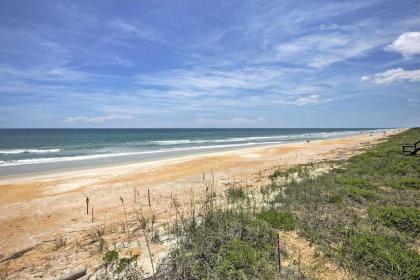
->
(256, 209, 295, 230)
(101, 250, 141, 279)
(342, 231, 420, 280)
(95, 128, 419, 279)
(368, 206, 420, 235)
(225, 186, 247, 202)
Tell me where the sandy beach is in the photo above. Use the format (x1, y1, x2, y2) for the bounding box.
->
(0, 129, 402, 279)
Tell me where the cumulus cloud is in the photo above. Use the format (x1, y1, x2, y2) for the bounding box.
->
(64, 114, 133, 123)
(386, 32, 420, 58)
(361, 68, 420, 84)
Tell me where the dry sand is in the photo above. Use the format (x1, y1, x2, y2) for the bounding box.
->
(0, 129, 402, 279)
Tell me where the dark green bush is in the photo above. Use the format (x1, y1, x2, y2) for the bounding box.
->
(257, 209, 295, 230)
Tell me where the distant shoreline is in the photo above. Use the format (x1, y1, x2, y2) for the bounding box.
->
(0, 128, 394, 180)
(0, 129, 395, 183)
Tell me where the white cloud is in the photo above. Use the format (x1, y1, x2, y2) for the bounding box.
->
(109, 19, 163, 42)
(292, 95, 321, 106)
(386, 32, 420, 58)
(135, 66, 287, 96)
(360, 76, 370, 82)
(64, 114, 133, 123)
(361, 68, 420, 84)
(196, 117, 265, 126)
(272, 31, 387, 68)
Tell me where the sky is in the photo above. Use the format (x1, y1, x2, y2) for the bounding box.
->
(0, 0, 419, 128)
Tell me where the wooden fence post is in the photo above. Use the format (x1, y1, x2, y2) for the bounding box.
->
(148, 189, 151, 208)
(277, 233, 282, 273)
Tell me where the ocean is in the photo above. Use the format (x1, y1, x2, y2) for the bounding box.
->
(0, 128, 383, 176)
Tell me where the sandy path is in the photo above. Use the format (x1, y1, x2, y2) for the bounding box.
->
(0, 130, 400, 278)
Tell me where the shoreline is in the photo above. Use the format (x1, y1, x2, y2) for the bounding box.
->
(0, 128, 394, 182)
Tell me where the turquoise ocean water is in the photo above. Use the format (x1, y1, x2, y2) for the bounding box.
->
(0, 128, 384, 176)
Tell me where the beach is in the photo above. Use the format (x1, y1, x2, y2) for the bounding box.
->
(0, 129, 402, 278)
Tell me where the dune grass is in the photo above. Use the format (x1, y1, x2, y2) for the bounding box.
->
(156, 209, 279, 279)
(271, 128, 420, 279)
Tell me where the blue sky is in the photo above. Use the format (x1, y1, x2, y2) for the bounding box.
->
(0, 0, 419, 128)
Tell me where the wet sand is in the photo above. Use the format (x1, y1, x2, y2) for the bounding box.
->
(0, 129, 402, 279)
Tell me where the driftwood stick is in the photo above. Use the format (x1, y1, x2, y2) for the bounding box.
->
(60, 266, 87, 280)
(0, 245, 37, 263)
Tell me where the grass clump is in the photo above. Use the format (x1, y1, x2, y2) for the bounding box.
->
(338, 176, 373, 188)
(346, 185, 378, 202)
(225, 187, 247, 202)
(156, 209, 278, 280)
(327, 193, 343, 204)
(257, 209, 295, 230)
(369, 206, 420, 235)
(342, 231, 420, 280)
(390, 177, 420, 190)
(215, 239, 274, 279)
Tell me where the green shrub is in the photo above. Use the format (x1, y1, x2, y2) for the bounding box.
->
(390, 178, 420, 190)
(346, 185, 378, 201)
(369, 207, 420, 235)
(342, 231, 420, 279)
(215, 239, 276, 280)
(257, 209, 295, 230)
(327, 193, 343, 204)
(101, 250, 141, 278)
(338, 176, 373, 189)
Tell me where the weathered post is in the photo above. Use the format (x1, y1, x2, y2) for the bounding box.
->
(91, 207, 94, 222)
(277, 233, 282, 273)
(86, 197, 89, 215)
(148, 189, 151, 208)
